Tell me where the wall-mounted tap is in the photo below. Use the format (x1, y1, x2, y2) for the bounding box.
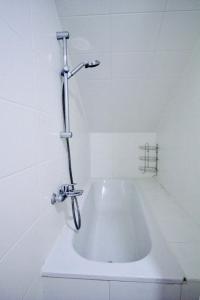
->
(51, 184, 83, 205)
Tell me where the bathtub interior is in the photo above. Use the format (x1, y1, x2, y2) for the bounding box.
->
(73, 180, 151, 263)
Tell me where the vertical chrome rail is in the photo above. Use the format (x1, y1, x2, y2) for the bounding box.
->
(63, 70, 71, 137)
(56, 31, 72, 138)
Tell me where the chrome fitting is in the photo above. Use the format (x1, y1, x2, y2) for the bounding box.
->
(60, 131, 73, 138)
(51, 184, 83, 205)
(56, 31, 69, 40)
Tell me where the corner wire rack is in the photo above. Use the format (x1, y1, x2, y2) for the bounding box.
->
(139, 143, 159, 175)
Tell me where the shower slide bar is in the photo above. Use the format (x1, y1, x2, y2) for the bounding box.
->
(57, 31, 72, 138)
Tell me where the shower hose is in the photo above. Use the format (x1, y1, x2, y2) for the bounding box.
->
(62, 85, 81, 230)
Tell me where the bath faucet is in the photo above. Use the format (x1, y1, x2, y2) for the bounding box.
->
(51, 183, 83, 205)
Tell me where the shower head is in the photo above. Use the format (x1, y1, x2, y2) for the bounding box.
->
(68, 60, 100, 79)
(84, 60, 100, 68)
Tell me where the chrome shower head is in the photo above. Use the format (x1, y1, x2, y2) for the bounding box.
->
(67, 60, 100, 79)
(85, 60, 100, 68)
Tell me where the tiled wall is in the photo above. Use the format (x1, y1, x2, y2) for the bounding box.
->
(56, 0, 200, 133)
(0, 1, 90, 299)
(90, 133, 156, 178)
(157, 38, 200, 227)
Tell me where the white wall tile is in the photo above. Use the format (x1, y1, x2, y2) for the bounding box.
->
(151, 51, 191, 77)
(91, 133, 113, 178)
(0, 167, 39, 259)
(110, 0, 166, 13)
(158, 217, 200, 243)
(169, 243, 200, 280)
(0, 208, 64, 300)
(78, 79, 112, 132)
(22, 276, 43, 300)
(157, 39, 200, 226)
(78, 75, 178, 132)
(166, 0, 200, 11)
(36, 113, 64, 163)
(111, 52, 154, 78)
(0, 0, 31, 36)
(0, 100, 38, 178)
(30, 0, 61, 52)
(0, 19, 35, 107)
(61, 15, 111, 53)
(33, 54, 62, 114)
(155, 36, 200, 287)
(90, 133, 157, 178)
(55, 0, 110, 17)
(157, 11, 200, 50)
(37, 159, 66, 214)
(111, 13, 163, 52)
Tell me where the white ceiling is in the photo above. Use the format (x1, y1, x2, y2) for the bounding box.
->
(55, 0, 200, 132)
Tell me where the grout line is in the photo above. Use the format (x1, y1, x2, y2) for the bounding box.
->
(164, 0, 169, 11)
(169, 241, 200, 245)
(0, 96, 63, 121)
(0, 96, 50, 116)
(108, 281, 111, 300)
(154, 178, 200, 230)
(153, 7, 165, 52)
(109, 11, 112, 80)
(69, 50, 192, 55)
(75, 75, 182, 82)
(59, 9, 200, 18)
(0, 159, 58, 182)
(0, 206, 53, 264)
(21, 275, 41, 300)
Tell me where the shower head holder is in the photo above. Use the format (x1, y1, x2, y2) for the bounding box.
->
(56, 31, 69, 40)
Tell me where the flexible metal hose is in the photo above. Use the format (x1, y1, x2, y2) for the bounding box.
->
(62, 85, 81, 230)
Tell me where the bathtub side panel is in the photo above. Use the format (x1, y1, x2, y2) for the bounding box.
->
(43, 277, 109, 300)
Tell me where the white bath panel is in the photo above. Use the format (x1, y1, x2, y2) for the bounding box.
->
(42, 277, 109, 300)
(110, 281, 181, 300)
(181, 281, 200, 300)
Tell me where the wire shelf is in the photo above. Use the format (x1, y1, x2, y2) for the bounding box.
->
(139, 143, 159, 175)
(139, 166, 157, 173)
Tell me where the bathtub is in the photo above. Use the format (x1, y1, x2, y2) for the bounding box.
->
(42, 179, 184, 284)
(73, 179, 151, 263)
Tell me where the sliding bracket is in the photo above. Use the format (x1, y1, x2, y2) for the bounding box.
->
(56, 31, 69, 40)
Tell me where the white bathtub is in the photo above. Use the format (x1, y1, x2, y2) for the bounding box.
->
(42, 179, 184, 283)
(73, 180, 151, 263)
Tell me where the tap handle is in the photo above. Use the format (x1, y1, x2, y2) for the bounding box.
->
(51, 193, 65, 205)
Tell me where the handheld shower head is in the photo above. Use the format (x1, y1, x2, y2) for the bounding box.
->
(67, 59, 100, 79)
(85, 60, 100, 68)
